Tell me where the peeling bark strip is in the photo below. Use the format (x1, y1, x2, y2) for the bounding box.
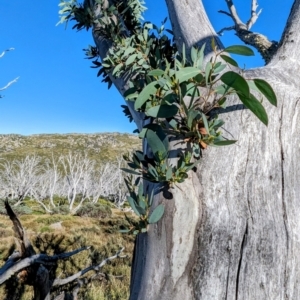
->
(235, 222, 247, 300)
(79, 0, 300, 299)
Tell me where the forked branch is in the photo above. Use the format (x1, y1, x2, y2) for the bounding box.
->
(218, 0, 278, 63)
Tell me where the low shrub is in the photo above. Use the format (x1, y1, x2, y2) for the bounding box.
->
(51, 205, 70, 215)
(75, 202, 112, 218)
(0, 200, 32, 216)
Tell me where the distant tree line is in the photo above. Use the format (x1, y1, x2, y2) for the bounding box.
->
(0, 152, 127, 213)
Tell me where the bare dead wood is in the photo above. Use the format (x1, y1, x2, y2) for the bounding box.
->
(0, 246, 90, 284)
(1, 202, 126, 299)
(217, 0, 278, 63)
(52, 247, 125, 287)
(5, 200, 35, 258)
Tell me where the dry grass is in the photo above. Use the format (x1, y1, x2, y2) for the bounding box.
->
(0, 210, 135, 299)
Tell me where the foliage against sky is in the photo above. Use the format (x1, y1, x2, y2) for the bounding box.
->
(0, 0, 292, 135)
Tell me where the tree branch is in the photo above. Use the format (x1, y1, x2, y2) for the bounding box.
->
(0, 246, 90, 284)
(165, 0, 223, 59)
(5, 200, 35, 258)
(218, 10, 234, 19)
(0, 77, 19, 92)
(217, 0, 278, 64)
(247, 0, 262, 30)
(0, 48, 14, 58)
(217, 25, 235, 36)
(225, 0, 247, 29)
(52, 247, 125, 286)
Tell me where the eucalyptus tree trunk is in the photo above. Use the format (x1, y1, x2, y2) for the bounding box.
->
(89, 0, 300, 299)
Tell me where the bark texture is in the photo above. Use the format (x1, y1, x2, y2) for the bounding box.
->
(88, 0, 300, 299)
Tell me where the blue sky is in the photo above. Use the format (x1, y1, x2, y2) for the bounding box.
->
(0, 0, 293, 135)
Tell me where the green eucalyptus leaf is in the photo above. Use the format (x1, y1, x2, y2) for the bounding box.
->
(223, 45, 254, 56)
(253, 79, 277, 107)
(112, 63, 123, 76)
(220, 55, 238, 67)
(200, 112, 209, 133)
(134, 81, 158, 110)
(187, 109, 200, 129)
(148, 165, 159, 179)
(126, 54, 138, 66)
(182, 43, 186, 66)
(146, 105, 178, 118)
(166, 167, 173, 181)
(138, 183, 144, 199)
(145, 129, 168, 157)
(176, 67, 200, 83)
(127, 196, 141, 216)
(134, 151, 144, 162)
(148, 69, 165, 77)
(121, 168, 140, 175)
(169, 119, 178, 129)
(197, 43, 205, 69)
(123, 47, 135, 57)
(124, 87, 137, 99)
(221, 71, 250, 97)
(238, 93, 269, 126)
(213, 63, 226, 74)
(191, 47, 197, 65)
(139, 196, 147, 210)
(213, 140, 237, 146)
(214, 85, 230, 95)
(148, 204, 165, 224)
(142, 124, 169, 152)
(205, 61, 212, 84)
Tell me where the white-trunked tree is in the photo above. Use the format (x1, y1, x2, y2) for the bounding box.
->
(59, 0, 300, 299)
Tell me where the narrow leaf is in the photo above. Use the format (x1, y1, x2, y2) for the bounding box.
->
(121, 168, 140, 175)
(220, 55, 238, 67)
(126, 54, 137, 66)
(224, 45, 254, 56)
(191, 47, 197, 65)
(148, 204, 165, 224)
(238, 93, 268, 125)
(148, 69, 165, 77)
(146, 129, 167, 157)
(146, 105, 178, 118)
(127, 196, 141, 216)
(187, 109, 200, 129)
(213, 140, 237, 146)
(134, 81, 158, 110)
(176, 67, 200, 84)
(205, 62, 212, 84)
(221, 71, 249, 97)
(197, 43, 206, 69)
(253, 79, 277, 107)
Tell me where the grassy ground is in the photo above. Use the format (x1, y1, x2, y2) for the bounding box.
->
(0, 207, 135, 299)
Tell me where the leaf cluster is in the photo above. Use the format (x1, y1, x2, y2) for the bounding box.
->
(61, 2, 278, 230)
(57, 0, 93, 30)
(120, 180, 164, 234)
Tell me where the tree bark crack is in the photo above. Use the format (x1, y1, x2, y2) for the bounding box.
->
(279, 103, 289, 299)
(225, 251, 231, 300)
(244, 143, 254, 223)
(235, 222, 248, 300)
